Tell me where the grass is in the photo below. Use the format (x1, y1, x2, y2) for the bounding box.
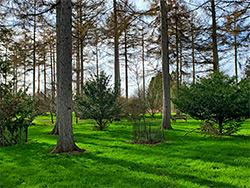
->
(0, 117, 249, 188)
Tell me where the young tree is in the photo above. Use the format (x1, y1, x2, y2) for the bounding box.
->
(172, 72, 250, 135)
(75, 72, 122, 131)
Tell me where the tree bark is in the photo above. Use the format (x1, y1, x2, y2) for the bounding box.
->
(33, 0, 37, 96)
(51, 0, 84, 153)
(175, 17, 179, 96)
(44, 51, 47, 95)
(76, 37, 80, 93)
(142, 30, 145, 100)
(160, 0, 172, 130)
(38, 64, 41, 93)
(124, 28, 128, 100)
(192, 23, 195, 84)
(211, 0, 219, 72)
(114, 0, 120, 87)
(234, 30, 238, 83)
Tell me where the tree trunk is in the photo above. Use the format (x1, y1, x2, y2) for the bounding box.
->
(33, 0, 37, 96)
(160, 0, 172, 130)
(76, 38, 80, 93)
(95, 30, 99, 77)
(80, 39, 84, 93)
(51, 0, 84, 153)
(80, 5, 84, 94)
(52, 44, 56, 97)
(37, 64, 40, 93)
(114, 0, 120, 87)
(211, 0, 219, 72)
(219, 120, 223, 135)
(175, 17, 180, 96)
(44, 52, 47, 95)
(142, 31, 145, 100)
(180, 40, 182, 86)
(124, 28, 128, 100)
(192, 24, 195, 84)
(234, 32, 238, 83)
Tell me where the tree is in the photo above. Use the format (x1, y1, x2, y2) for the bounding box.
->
(51, 0, 84, 153)
(145, 72, 163, 117)
(113, 0, 120, 87)
(211, 0, 219, 72)
(75, 72, 122, 131)
(172, 72, 250, 135)
(160, 0, 172, 130)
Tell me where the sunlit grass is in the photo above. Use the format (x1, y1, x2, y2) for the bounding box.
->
(0, 118, 249, 187)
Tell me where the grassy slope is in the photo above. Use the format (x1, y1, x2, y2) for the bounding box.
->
(0, 118, 249, 188)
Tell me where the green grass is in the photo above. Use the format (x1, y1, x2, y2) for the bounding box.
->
(0, 118, 249, 188)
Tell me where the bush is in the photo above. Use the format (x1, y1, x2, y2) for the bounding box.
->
(0, 61, 37, 146)
(75, 72, 122, 131)
(172, 72, 250, 136)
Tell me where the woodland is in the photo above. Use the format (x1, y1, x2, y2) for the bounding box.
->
(0, 0, 250, 187)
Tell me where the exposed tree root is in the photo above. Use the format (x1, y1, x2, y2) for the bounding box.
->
(50, 144, 86, 154)
(47, 122, 59, 135)
(183, 128, 201, 136)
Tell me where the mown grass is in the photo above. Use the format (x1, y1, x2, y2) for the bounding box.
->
(0, 118, 249, 188)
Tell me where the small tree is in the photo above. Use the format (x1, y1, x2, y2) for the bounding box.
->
(75, 72, 122, 130)
(172, 72, 250, 136)
(145, 73, 163, 117)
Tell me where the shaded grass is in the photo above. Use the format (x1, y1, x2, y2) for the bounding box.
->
(0, 119, 249, 188)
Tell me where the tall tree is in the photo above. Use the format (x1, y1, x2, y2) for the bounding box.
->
(211, 0, 219, 71)
(113, 0, 120, 87)
(51, 0, 84, 153)
(160, 0, 172, 130)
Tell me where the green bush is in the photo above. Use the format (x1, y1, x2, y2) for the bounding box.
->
(0, 61, 37, 146)
(172, 72, 250, 135)
(75, 72, 122, 131)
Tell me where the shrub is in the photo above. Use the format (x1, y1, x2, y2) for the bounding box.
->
(0, 61, 37, 146)
(75, 72, 122, 131)
(172, 72, 250, 136)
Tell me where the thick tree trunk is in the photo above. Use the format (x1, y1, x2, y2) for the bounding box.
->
(52, 0, 85, 153)
(51, 0, 84, 153)
(211, 0, 219, 72)
(114, 0, 120, 87)
(160, 0, 172, 130)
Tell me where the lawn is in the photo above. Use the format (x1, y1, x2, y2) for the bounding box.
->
(0, 117, 249, 188)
